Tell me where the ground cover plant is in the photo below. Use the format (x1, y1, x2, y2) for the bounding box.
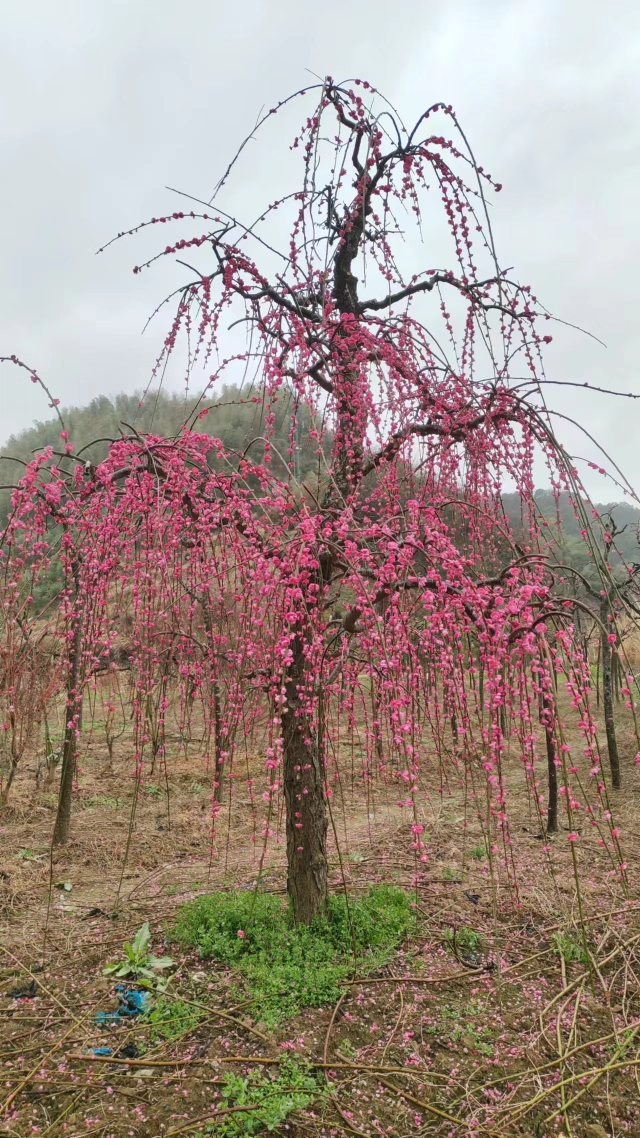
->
(1, 76, 640, 1138)
(144, 996, 207, 1044)
(196, 1058, 323, 1137)
(173, 884, 415, 1025)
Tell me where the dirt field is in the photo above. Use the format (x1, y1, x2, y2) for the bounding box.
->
(1, 705, 640, 1138)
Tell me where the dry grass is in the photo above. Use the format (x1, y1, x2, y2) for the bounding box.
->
(1, 690, 640, 1137)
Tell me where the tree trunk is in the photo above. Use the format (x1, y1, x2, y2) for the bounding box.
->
(278, 364, 360, 924)
(0, 752, 18, 806)
(541, 694, 558, 834)
(281, 633, 328, 924)
(372, 680, 385, 768)
(212, 678, 224, 804)
(276, 188, 368, 922)
(600, 597, 621, 789)
(53, 606, 84, 845)
(199, 594, 225, 805)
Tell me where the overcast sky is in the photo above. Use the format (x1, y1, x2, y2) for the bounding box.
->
(1, 0, 639, 500)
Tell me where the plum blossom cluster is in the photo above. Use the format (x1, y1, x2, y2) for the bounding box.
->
(0, 422, 626, 880)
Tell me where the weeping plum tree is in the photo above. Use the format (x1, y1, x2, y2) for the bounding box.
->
(112, 78, 630, 921)
(2, 80, 632, 917)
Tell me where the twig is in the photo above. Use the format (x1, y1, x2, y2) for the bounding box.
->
(378, 1076, 508, 1136)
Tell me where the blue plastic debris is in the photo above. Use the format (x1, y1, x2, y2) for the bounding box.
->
(92, 1047, 113, 1056)
(94, 988, 147, 1027)
(95, 1011, 118, 1026)
(117, 987, 146, 1015)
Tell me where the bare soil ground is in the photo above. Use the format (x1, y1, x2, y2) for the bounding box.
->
(1, 710, 640, 1138)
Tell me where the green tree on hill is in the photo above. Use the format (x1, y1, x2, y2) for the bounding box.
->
(0, 385, 330, 523)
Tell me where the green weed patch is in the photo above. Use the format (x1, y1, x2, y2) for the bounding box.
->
(173, 884, 414, 1026)
(144, 996, 205, 1042)
(196, 1058, 322, 1136)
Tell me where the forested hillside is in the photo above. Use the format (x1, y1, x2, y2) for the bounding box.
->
(502, 489, 640, 572)
(0, 385, 329, 521)
(4, 392, 639, 570)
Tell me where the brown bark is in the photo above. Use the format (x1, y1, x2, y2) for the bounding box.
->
(600, 596, 621, 789)
(281, 634, 328, 924)
(52, 606, 84, 845)
(277, 157, 372, 922)
(0, 751, 18, 807)
(199, 593, 225, 804)
(541, 694, 558, 834)
(212, 678, 224, 804)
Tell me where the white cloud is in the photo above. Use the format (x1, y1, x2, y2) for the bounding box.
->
(1, 0, 639, 500)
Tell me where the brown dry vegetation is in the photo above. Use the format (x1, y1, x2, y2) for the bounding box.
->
(1, 682, 640, 1138)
